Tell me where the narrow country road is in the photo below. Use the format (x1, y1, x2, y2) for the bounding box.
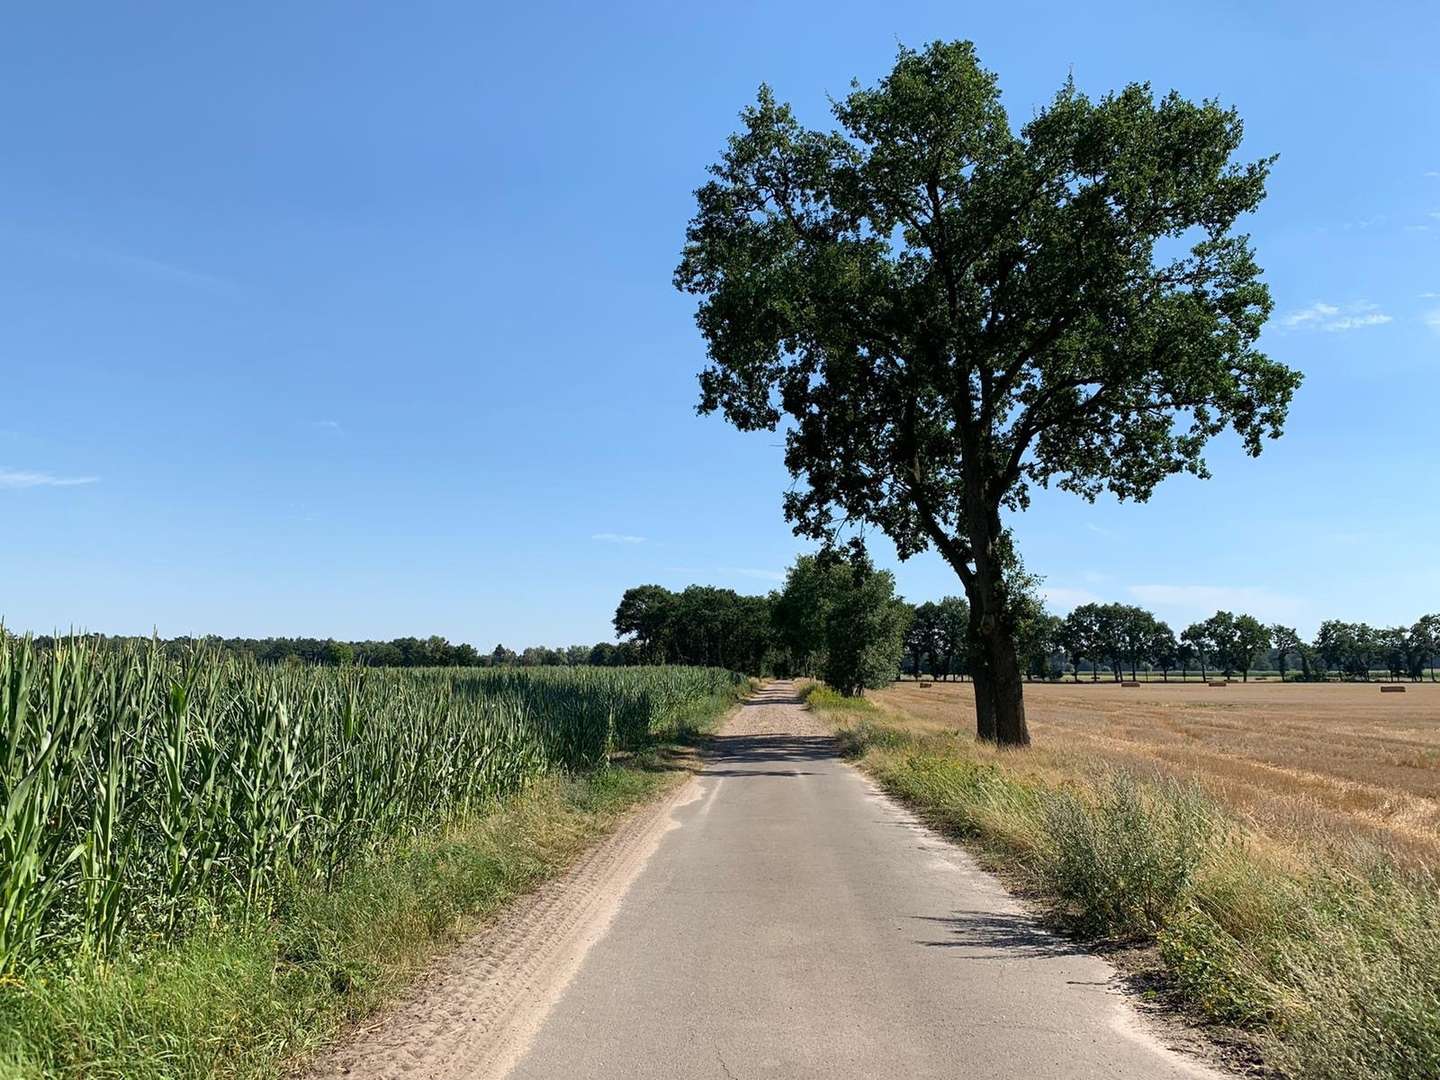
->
(316, 681, 1226, 1080)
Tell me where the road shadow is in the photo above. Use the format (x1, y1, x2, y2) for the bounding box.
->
(704, 733, 838, 772)
(910, 911, 1086, 959)
(739, 688, 807, 707)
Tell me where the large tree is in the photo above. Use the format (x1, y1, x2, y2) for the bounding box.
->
(676, 40, 1300, 745)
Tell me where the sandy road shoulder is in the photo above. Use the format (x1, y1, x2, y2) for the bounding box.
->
(306, 768, 704, 1080)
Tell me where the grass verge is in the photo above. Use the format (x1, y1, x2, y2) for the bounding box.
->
(0, 705, 735, 1079)
(805, 684, 1440, 1080)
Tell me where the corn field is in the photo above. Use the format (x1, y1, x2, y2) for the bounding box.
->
(0, 634, 743, 973)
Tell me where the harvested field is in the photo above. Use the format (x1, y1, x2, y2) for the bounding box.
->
(874, 679, 1440, 861)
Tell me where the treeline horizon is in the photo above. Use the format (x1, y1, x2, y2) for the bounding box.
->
(0, 631, 654, 669)
(908, 601, 1440, 684)
(6, 598, 1436, 683)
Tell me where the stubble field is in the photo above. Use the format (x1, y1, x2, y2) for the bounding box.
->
(874, 679, 1440, 860)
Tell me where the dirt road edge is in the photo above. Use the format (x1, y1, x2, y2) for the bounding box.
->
(307, 772, 703, 1080)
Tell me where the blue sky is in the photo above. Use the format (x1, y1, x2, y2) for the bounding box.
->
(2, 0, 1437, 645)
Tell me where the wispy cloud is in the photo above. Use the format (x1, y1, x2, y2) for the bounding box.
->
(592, 532, 646, 545)
(1425, 310, 1440, 335)
(0, 468, 99, 489)
(1281, 301, 1392, 332)
(1041, 585, 1102, 611)
(1426, 171, 1440, 178)
(68, 247, 240, 298)
(720, 566, 786, 582)
(1084, 522, 1118, 539)
(312, 419, 343, 433)
(1126, 584, 1305, 621)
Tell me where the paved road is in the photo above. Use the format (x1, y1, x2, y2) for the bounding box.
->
(505, 682, 1223, 1079)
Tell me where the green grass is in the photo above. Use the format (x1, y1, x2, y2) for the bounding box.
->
(809, 688, 1440, 1080)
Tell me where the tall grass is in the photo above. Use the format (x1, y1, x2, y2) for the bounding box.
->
(0, 634, 744, 975)
(818, 696, 1440, 1080)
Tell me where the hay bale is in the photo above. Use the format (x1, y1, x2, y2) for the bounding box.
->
(1380, 685, 1407, 694)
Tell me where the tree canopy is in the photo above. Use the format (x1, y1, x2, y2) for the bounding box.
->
(677, 40, 1301, 744)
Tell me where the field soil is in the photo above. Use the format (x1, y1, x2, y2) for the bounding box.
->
(876, 679, 1440, 859)
(314, 681, 1230, 1079)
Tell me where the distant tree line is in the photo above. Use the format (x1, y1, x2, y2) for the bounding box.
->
(994, 606, 1440, 683)
(16, 600, 1431, 685)
(9, 632, 660, 669)
(613, 546, 910, 693)
(899, 602, 1440, 684)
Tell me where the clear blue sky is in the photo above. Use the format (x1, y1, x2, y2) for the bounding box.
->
(3, 0, 1437, 645)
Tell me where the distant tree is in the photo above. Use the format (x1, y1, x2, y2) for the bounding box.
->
(1175, 636, 1195, 681)
(1147, 621, 1179, 681)
(678, 40, 1300, 745)
(1060, 604, 1104, 682)
(1315, 620, 1380, 680)
(1204, 611, 1269, 681)
(1314, 620, 1348, 679)
(905, 601, 942, 678)
(613, 585, 678, 663)
(1270, 624, 1301, 682)
(490, 644, 517, 667)
(588, 641, 618, 666)
(1091, 603, 1128, 681)
(1232, 615, 1271, 682)
(935, 596, 971, 680)
(1115, 605, 1159, 681)
(821, 552, 911, 696)
(1017, 608, 1063, 681)
(1380, 627, 1409, 682)
(322, 639, 354, 666)
(1413, 615, 1439, 682)
(773, 555, 847, 676)
(1181, 622, 1213, 682)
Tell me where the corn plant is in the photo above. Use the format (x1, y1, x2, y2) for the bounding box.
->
(0, 633, 744, 973)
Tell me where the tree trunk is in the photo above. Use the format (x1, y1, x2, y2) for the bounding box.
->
(985, 631, 1029, 746)
(970, 646, 997, 741)
(964, 556, 1028, 747)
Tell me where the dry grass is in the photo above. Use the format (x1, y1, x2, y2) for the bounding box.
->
(817, 682, 1440, 1079)
(874, 679, 1440, 861)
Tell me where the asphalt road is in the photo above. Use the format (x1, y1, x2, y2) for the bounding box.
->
(505, 681, 1224, 1080)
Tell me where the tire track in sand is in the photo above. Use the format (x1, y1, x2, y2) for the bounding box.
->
(307, 772, 703, 1080)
